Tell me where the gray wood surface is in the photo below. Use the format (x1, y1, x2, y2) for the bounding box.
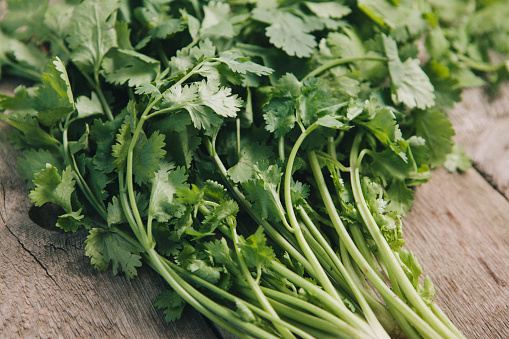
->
(1, 79, 509, 338)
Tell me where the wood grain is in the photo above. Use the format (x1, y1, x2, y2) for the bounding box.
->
(402, 84, 509, 339)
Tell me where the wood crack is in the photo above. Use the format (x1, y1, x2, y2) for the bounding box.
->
(473, 164, 509, 203)
(3, 221, 61, 289)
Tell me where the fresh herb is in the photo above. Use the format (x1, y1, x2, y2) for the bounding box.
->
(1, 0, 507, 338)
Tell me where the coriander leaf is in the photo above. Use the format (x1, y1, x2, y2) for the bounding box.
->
(201, 200, 239, 235)
(200, 1, 234, 39)
(360, 106, 398, 146)
(111, 121, 132, 172)
(90, 110, 127, 173)
(443, 144, 472, 173)
(107, 196, 125, 226)
(66, 0, 119, 73)
(412, 108, 455, 168)
(263, 98, 296, 138)
(251, 8, 317, 58)
(5, 114, 60, 148)
(168, 39, 216, 76)
(75, 92, 104, 119)
(385, 179, 414, 215)
(242, 162, 283, 222)
(85, 227, 143, 279)
(227, 143, 275, 183)
(17, 149, 63, 189)
(29, 164, 76, 213)
(101, 49, 160, 87)
(149, 164, 188, 223)
(206, 238, 241, 277)
(162, 80, 242, 132)
(239, 227, 276, 270)
(358, 0, 427, 40)
(383, 35, 435, 109)
(215, 51, 273, 77)
(40, 57, 74, 108)
(187, 258, 222, 284)
(134, 1, 185, 39)
(154, 290, 187, 322)
(304, 2, 351, 19)
(133, 130, 167, 185)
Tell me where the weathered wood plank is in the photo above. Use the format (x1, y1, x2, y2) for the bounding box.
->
(403, 168, 509, 339)
(448, 83, 509, 198)
(0, 110, 217, 337)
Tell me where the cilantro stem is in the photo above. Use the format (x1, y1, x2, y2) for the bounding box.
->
(302, 56, 387, 82)
(147, 249, 267, 339)
(349, 134, 463, 339)
(297, 205, 391, 338)
(259, 287, 368, 339)
(269, 260, 373, 336)
(4, 60, 42, 82)
(284, 122, 348, 306)
(230, 224, 297, 339)
(308, 148, 444, 338)
(62, 120, 107, 219)
(165, 259, 318, 339)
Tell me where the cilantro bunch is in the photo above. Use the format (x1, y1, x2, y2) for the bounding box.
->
(1, 0, 508, 338)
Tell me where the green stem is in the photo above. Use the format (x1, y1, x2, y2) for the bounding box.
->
(303, 56, 387, 81)
(62, 121, 107, 220)
(283, 123, 344, 301)
(349, 134, 463, 339)
(166, 258, 319, 339)
(230, 224, 296, 339)
(270, 261, 373, 336)
(147, 249, 266, 339)
(308, 149, 443, 339)
(298, 205, 390, 339)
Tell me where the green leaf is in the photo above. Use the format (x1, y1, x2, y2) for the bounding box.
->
(304, 2, 351, 19)
(412, 108, 455, 168)
(443, 144, 472, 173)
(263, 98, 296, 138)
(252, 8, 317, 58)
(385, 179, 415, 215)
(85, 228, 143, 279)
(227, 143, 276, 183)
(29, 164, 75, 213)
(40, 57, 74, 108)
(239, 227, 276, 270)
(5, 114, 60, 148)
(149, 164, 188, 222)
(90, 111, 127, 173)
(75, 92, 104, 119)
(162, 80, 242, 131)
(134, 1, 185, 39)
(154, 290, 187, 322)
(383, 35, 435, 109)
(17, 149, 63, 189)
(132, 130, 167, 185)
(66, 0, 119, 73)
(358, 0, 427, 40)
(107, 196, 125, 226)
(102, 49, 160, 87)
(111, 121, 132, 172)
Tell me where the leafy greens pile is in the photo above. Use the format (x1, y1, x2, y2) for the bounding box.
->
(1, 0, 508, 338)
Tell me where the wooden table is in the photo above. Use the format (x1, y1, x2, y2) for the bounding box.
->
(1, 77, 509, 338)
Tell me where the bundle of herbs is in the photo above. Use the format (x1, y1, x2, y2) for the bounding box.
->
(1, 0, 508, 338)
